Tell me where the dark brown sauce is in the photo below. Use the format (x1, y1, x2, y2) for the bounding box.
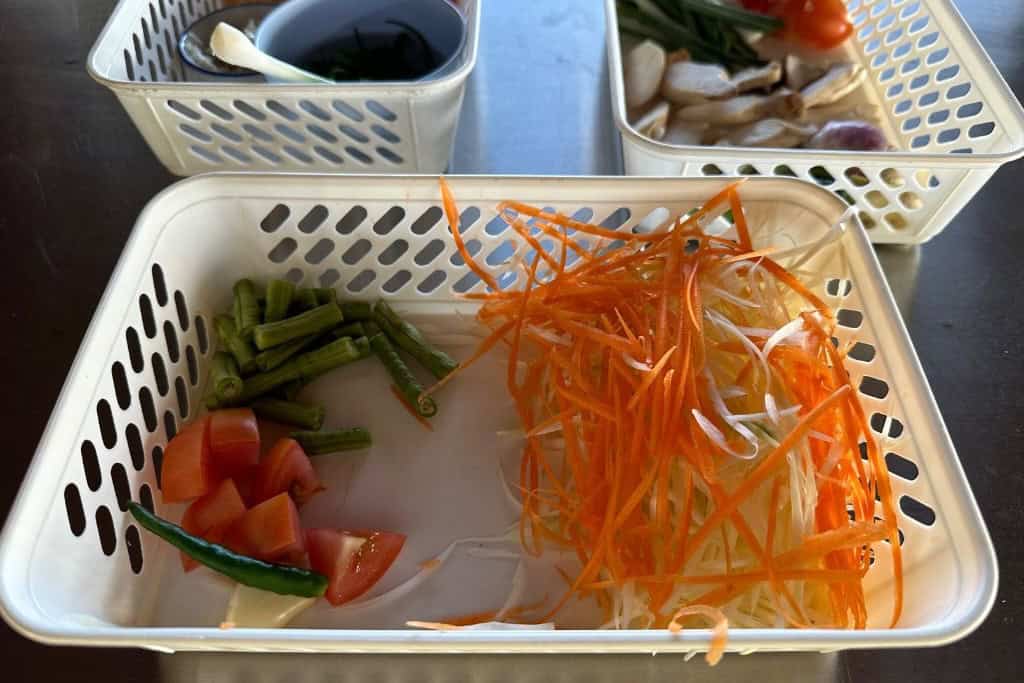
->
(297, 21, 445, 82)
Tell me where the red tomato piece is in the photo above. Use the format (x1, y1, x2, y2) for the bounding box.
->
(178, 479, 247, 571)
(209, 409, 260, 477)
(306, 528, 406, 606)
(189, 478, 247, 533)
(228, 493, 305, 561)
(161, 416, 218, 504)
(254, 438, 324, 506)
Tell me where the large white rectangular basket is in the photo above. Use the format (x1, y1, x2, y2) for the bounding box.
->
(0, 174, 995, 655)
(87, 0, 480, 175)
(606, 0, 1024, 244)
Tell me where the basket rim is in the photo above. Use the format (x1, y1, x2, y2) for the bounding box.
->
(0, 173, 997, 653)
(86, 0, 481, 96)
(604, 0, 1024, 169)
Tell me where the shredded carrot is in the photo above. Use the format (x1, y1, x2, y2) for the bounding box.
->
(390, 385, 434, 432)
(433, 179, 901, 648)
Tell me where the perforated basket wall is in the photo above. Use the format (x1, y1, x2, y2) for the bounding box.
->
(0, 175, 995, 654)
(606, 0, 1024, 244)
(86, 0, 479, 175)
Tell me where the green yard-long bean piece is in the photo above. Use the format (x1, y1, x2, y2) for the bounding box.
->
(369, 332, 437, 418)
(332, 322, 366, 339)
(291, 288, 319, 313)
(353, 335, 371, 359)
(252, 398, 326, 430)
(233, 279, 261, 339)
(339, 301, 373, 321)
(263, 279, 295, 324)
(214, 315, 257, 375)
(128, 503, 327, 598)
(252, 302, 343, 350)
(313, 288, 336, 305)
(373, 301, 458, 380)
(238, 337, 362, 402)
(253, 334, 321, 373)
(291, 428, 372, 454)
(210, 351, 243, 401)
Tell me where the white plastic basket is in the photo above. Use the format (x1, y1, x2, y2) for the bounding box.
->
(87, 0, 480, 175)
(0, 174, 995, 655)
(606, 0, 1024, 244)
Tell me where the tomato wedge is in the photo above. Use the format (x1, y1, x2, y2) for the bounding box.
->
(178, 479, 247, 571)
(228, 492, 305, 562)
(306, 528, 406, 606)
(209, 408, 261, 477)
(254, 438, 324, 506)
(161, 416, 218, 504)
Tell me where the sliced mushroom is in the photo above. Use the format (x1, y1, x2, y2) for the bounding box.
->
(662, 119, 709, 146)
(673, 89, 803, 126)
(666, 48, 691, 66)
(630, 100, 671, 140)
(731, 61, 782, 93)
(799, 101, 883, 127)
(784, 54, 828, 91)
(661, 61, 736, 105)
(714, 118, 819, 148)
(801, 63, 867, 109)
(624, 40, 667, 109)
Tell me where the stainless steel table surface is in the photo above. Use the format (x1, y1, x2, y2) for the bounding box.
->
(2, 0, 1021, 680)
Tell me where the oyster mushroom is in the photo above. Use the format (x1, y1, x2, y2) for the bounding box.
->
(801, 63, 867, 108)
(673, 89, 803, 126)
(731, 61, 783, 93)
(661, 60, 737, 105)
(662, 119, 709, 146)
(624, 40, 667, 108)
(630, 100, 671, 140)
(784, 54, 828, 91)
(714, 118, 819, 148)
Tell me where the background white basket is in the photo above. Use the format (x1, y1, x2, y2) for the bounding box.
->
(87, 0, 480, 175)
(606, 0, 1024, 244)
(0, 175, 995, 655)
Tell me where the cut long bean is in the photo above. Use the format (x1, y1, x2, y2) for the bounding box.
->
(214, 315, 257, 375)
(128, 503, 327, 598)
(339, 301, 373, 321)
(369, 332, 437, 417)
(210, 351, 243, 401)
(313, 288, 336, 305)
(373, 301, 458, 379)
(252, 398, 326, 430)
(238, 337, 362, 402)
(291, 288, 319, 313)
(253, 334, 320, 372)
(252, 303, 343, 350)
(291, 428, 372, 455)
(233, 279, 261, 339)
(353, 335, 371, 359)
(332, 322, 366, 339)
(263, 279, 295, 324)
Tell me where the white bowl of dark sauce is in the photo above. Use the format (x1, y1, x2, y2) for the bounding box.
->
(255, 0, 466, 84)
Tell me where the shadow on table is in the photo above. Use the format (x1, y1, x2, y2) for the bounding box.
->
(160, 650, 841, 683)
(873, 245, 922, 322)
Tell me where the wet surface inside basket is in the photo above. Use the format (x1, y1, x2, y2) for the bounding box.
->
(150, 335, 597, 629)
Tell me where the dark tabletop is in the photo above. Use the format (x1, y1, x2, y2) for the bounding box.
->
(2, 1, 1022, 681)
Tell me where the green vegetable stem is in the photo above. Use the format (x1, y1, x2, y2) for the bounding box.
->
(291, 428, 372, 455)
